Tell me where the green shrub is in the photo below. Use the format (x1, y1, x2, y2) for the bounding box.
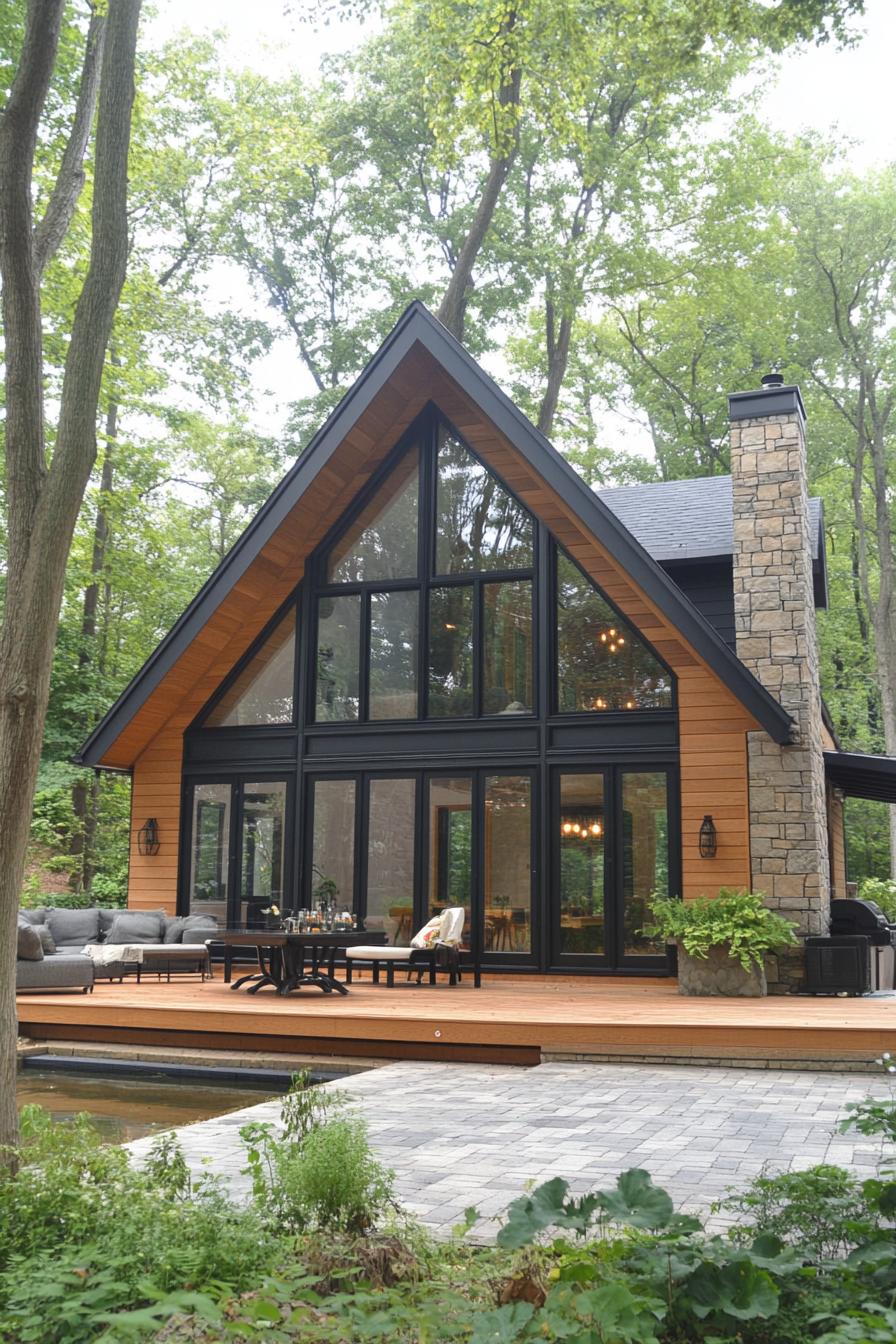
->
(646, 888, 797, 970)
(858, 878, 896, 923)
(272, 1116, 395, 1235)
(718, 1165, 879, 1259)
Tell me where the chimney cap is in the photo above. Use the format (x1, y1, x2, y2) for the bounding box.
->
(728, 382, 806, 425)
(760, 371, 785, 389)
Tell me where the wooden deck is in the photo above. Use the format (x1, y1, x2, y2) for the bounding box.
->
(17, 972, 896, 1069)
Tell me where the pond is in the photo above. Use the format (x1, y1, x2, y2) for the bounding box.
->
(17, 1064, 290, 1143)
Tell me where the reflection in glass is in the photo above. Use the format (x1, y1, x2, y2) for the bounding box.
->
(428, 777, 472, 946)
(556, 551, 673, 712)
(369, 590, 418, 720)
(428, 586, 473, 717)
(327, 447, 419, 583)
(205, 611, 296, 727)
(367, 778, 416, 946)
(622, 772, 668, 957)
(435, 426, 533, 573)
(558, 774, 605, 956)
(315, 594, 360, 721)
(188, 784, 232, 925)
(240, 781, 287, 928)
(311, 779, 356, 915)
(483, 581, 532, 714)
(484, 775, 531, 953)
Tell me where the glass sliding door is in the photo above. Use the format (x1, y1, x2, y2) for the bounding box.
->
(427, 776, 473, 945)
(239, 781, 288, 928)
(185, 777, 291, 928)
(621, 771, 669, 962)
(555, 772, 607, 961)
(309, 778, 357, 916)
(187, 783, 233, 925)
(484, 775, 532, 954)
(366, 777, 416, 945)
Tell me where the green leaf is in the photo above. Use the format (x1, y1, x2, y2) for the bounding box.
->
(598, 1169, 675, 1230)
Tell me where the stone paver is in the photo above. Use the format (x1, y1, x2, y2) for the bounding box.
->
(126, 1061, 896, 1240)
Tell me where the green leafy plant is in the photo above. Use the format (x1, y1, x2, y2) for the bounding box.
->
(718, 1165, 879, 1259)
(646, 889, 797, 970)
(858, 878, 896, 923)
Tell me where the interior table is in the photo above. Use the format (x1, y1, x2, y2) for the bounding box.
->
(217, 929, 387, 996)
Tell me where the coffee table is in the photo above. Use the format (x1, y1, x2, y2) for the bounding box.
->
(217, 929, 386, 996)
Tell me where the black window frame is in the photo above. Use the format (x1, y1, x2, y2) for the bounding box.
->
(309, 405, 538, 727)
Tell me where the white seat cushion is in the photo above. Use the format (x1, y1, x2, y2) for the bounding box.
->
(346, 946, 413, 961)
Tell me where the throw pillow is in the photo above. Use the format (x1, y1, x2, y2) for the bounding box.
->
(19, 907, 47, 926)
(180, 914, 218, 943)
(46, 907, 100, 947)
(34, 924, 57, 955)
(16, 914, 44, 961)
(105, 911, 164, 945)
(410, 916, 442, 950)
(162, 916, 186, 944)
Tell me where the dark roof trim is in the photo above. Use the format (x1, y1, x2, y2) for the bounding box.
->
(728, 384, 806, 424)
(825, 750, 896, 804)
(77, 302, 794, 763)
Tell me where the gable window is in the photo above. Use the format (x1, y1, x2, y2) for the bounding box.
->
(314, 416, 536, 723)
(436, 426, 533, 573)
(327, 446, 419, 583)
(556, 551, 672, 712)
(204, 609, 296, 727)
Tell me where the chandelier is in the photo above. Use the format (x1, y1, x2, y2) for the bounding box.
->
(560, 813, 603, 841)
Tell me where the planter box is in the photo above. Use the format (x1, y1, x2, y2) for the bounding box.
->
(676, 943, 767, 997)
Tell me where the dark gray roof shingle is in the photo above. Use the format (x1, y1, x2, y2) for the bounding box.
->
(598, 474, 822, 563)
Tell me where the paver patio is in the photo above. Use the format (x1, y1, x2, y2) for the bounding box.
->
(126, 1060, 896, 1239)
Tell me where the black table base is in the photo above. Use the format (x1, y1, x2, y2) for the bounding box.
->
(221, 929, 385, 996)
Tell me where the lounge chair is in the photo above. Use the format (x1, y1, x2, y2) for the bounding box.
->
(344, 907, 480, 987)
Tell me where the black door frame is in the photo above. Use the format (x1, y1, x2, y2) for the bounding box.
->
(549, 762, 679, 971)
(179, 771, 295, 927)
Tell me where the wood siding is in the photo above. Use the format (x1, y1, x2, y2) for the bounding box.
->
(123, 343, 758, 911)
(828, 783, 848, 897)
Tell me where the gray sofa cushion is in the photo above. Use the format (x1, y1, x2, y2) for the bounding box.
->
(183, 914, 219, 935)
(106, 911, 164, 944)
(19, 907, 47, 926)
(16, 953, 93, 991)
(98, 909, 119, 936)
(17, 914, 43, 961)
(47, 907, 100, 946)
(34, 923, 57, 955)
(162, 915, 186, 943)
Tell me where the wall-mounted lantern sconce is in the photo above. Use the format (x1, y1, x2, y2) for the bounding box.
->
(137, 817, 160, 856)
(698, 815, 717, 859)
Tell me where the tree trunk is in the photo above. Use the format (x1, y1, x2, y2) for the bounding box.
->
(436, 61, 521, 342)
(72, 381, 117, 887)
(0, 0, 142, 1164)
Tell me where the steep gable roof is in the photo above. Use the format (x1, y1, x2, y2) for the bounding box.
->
(76, 302, 794, 766)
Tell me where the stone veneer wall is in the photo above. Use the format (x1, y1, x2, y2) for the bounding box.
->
(729, 399, 830, 990)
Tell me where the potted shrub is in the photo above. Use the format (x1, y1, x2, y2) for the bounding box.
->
(646, 889, 798, 997)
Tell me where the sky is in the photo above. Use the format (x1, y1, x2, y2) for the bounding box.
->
(144, 0, 896, 439)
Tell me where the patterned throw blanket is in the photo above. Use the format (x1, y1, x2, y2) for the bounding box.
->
(82, 943, 144, 965)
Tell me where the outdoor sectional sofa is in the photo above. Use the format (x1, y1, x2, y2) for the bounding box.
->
(16, 906, 218, 993)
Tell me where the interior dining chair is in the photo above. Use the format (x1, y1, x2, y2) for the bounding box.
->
(344, 906, 480, 987)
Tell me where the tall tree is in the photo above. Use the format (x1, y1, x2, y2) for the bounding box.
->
(0, 0, 143, 1159)
(786, 161, 896, 874)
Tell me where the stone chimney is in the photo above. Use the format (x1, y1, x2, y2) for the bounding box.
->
(728, 377, 830, 989)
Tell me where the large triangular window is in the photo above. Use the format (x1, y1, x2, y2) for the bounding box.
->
(205, 610, 296, 727)
(556, 551, 672, 712)
(435, 425, 533, 574)
(327, 446, 419, 583)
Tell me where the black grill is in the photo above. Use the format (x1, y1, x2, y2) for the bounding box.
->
(805, 935, 871, 995)
(830, 898, 896, 946)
